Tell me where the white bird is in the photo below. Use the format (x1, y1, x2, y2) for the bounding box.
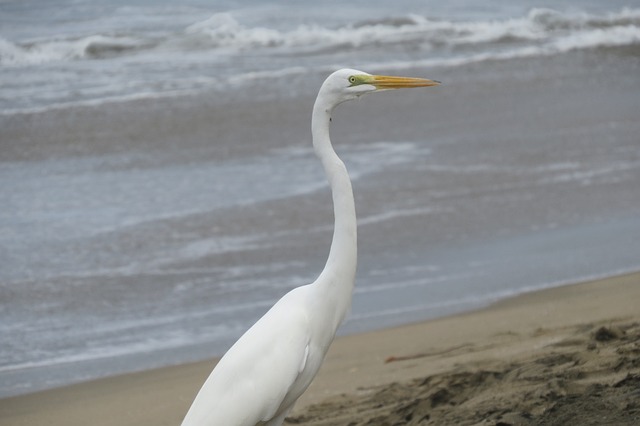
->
(181, 68, 439, 426)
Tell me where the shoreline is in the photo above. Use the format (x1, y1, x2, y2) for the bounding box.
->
(3, 45, 639, 407)
(1, 271, 639, 425)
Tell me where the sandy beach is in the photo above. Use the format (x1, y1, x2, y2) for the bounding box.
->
(1, 272, 638, 425)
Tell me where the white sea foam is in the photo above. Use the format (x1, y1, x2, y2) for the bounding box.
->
(182, 8, 640, 53)
(536, 161, 640, 185)
(0, 324, 220, 373)
(2, 8, 638, 66)
(0, 35, 152, 66)
(2, 7, 638, 115)
(357, 206, 443, 227)
(354, 272, 474, 295)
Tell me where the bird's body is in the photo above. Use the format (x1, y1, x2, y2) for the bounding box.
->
(181, 285, 334, 425)
(181, 69, 439, 426)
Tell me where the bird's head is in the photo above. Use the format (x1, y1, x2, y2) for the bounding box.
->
(319, 68, 440, 106)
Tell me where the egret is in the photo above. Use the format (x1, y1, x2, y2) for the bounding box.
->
(181, 68, 439, 426)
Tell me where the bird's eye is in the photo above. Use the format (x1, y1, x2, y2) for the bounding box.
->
(348, 76, 357, 84)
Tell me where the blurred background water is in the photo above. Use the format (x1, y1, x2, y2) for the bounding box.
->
(2, 0, 638, 113)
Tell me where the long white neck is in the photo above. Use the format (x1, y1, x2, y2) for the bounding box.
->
(311, 95, 357, 326)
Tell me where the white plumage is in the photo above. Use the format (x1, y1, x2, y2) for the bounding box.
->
(181, 68, 439, 426)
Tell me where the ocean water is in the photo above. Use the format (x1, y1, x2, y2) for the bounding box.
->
(1, 0, 640, 397)
(2, 0, 639, 113)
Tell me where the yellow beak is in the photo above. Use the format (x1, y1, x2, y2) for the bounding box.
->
(368, 74, 440, 89)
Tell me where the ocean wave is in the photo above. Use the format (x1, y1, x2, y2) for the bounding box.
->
(182, 8, 640, 53)
(0, 34, 155, 65)
(2, 7, 639, 115)
(2, 8, 639, 66)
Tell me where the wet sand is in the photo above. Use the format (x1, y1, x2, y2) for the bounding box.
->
(1, 272, 638, 425)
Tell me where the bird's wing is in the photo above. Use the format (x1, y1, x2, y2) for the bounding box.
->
(241, 293, 312, 422)
(182, 287, 312, 426)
